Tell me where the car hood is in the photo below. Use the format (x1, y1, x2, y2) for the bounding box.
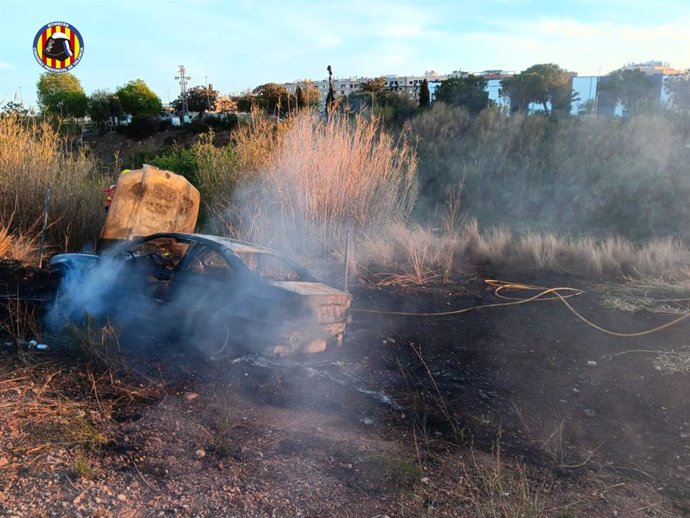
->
(268, 280, 349, 297)
(269, 281, 352, 324)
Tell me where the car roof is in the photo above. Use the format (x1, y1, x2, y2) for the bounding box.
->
(140, 232, 276, 254)
(138, 232, 317, 282)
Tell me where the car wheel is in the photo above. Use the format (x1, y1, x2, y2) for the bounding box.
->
(190, 309, 237, 359)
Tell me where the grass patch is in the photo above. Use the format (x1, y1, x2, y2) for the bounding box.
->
(412, 104, 690, 242)
(26, 412, 107, 451)
(364, 453, 423, 489)
(465, 439, 545, 518)
(653, 347, 690, 374)
(355, 219, 690, 284)
(71, 454, 96, 479)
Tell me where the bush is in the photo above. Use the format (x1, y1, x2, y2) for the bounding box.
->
(188, 114, 238, 134)
(148, 145, 199, 186)
(116, 115, 159, 139)
(411, 104, 690, 241)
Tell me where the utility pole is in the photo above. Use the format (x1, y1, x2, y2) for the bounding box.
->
(14, 87, 23, 107)
(175, 65, 191, 123)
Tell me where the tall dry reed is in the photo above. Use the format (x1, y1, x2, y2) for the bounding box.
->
(229, 111, 418, 256)
(0, 115, 105, 252)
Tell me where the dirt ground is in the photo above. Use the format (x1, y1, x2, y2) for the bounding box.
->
(1, 261, 690, 517)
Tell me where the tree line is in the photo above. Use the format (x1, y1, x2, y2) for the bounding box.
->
(7, 63, 689, 131)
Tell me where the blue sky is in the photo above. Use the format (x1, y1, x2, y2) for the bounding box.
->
(1, 0, 689, 108)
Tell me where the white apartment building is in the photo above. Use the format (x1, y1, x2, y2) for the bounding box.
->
(279, 62, 686, 114)
(282, 69, 500, 105)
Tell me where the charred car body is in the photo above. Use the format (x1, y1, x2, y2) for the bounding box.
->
(50, 233, 352, 358)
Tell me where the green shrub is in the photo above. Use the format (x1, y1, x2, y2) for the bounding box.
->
(148, 145, 199, 187)
(411, 104, 690, 241)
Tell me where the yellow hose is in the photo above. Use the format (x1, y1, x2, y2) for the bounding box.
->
(351, 279, 690, 337)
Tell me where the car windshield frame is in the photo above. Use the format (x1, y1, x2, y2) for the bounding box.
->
(232, 250, 309, 282)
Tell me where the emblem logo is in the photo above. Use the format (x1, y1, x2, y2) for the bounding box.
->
(33, 22, 84, 72)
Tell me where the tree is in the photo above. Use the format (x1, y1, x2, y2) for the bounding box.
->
(251, 83, 295, 116)
(296, 86, 304, 109)
(116, 79, 162, 117)
(36, 72, 88, 118)
(326, 65, 336, 113)
(500, 64, 575, 116)
(172, 85, 219, 117)
(434, 75, 490, 114)
(360, 76, 388, 108)
(234, 94, 255, 112)
(302, 84, 320, 108)
(326, 85, 335, 112)
(375, 91, 418, 126)
(1, 101, 28, 117)
(88, 89, 122, 129)
(419, 79, 430, 108)
(360, 76, 388, 94)
(665, 74, 690, 112)
(597, 68, 657, 114)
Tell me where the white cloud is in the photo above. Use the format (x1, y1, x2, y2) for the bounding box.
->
(421, 16, 690, 75)
(0, 62, 14, 70)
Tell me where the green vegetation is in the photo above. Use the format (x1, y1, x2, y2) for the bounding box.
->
(434, 74, 491, 113)
(598, 67, 657, 114)
(116, 79, 162, 117)
(411, 103, 690, 241)
(88, 89, 123, 131)
(4, 63, 690, 280)
(665, 75, 690, 112)
(172, 84, 219, 118)
(500, 63, 575, 116)
(419, 78, 430, 109)
(36, 72, 88, 118)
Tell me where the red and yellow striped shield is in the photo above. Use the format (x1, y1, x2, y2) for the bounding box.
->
(33, 22, 84, 72)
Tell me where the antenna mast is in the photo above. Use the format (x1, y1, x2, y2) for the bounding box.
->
(175, 65, 191, 122)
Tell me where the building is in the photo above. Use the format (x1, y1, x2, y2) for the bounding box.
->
(572, 61, 688, 116)
(281, 69, 515, 107)
(277, 61, 685, 115)
(623, 60, 683, 76)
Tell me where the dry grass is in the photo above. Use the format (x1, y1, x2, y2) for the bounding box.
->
(465, 440, 545, 518)
(232, 108, 288, 179)
(1, 299, 41, 353)
(0, 221, 37, 263)
(223, 111, 418, 257)
(0, 115, 105, 252)
(653, 347, 690, 374)
(355, 218, 690, 284)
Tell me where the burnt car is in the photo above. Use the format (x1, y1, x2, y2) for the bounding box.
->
(49, 233, 352, 358)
